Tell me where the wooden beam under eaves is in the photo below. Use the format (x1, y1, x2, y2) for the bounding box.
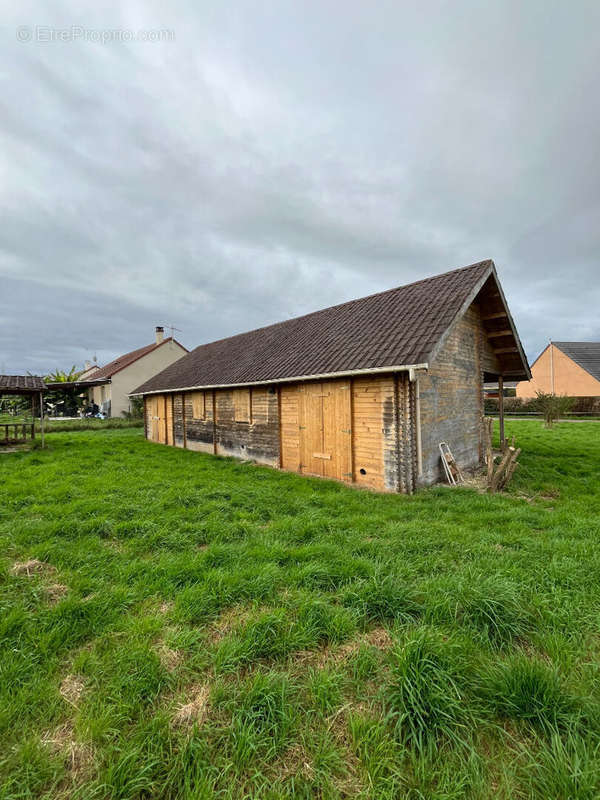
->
(486, 329, 513, 338)
(493, 346, 519, 354)
(482, 311, 508, 320)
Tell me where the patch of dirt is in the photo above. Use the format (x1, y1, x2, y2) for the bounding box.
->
(327, 707, 363, 797)
(60, 674, 85, 707)
(294, 627, 393, 670)
(41, 722, 94, 775)
(172, 684, 210, 728)
(277, 744, 315, 781)
(159, 600, 174, 614)
(364, 627, 393, 649)
(294, 646, 331, 669)
(157, 644, 183, 672)
(11, 559, 56, 577)
(208, 605, 255, 643)
(46, 583, 68, 605)
(104, 540, 124, 552)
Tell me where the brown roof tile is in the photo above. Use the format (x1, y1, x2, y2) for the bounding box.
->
(85, 338, 186, 381)
(0, 375, 46, 393)
(133, 260, 521, 394)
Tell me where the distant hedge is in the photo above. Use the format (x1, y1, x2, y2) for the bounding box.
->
(484, 396, 600, 416)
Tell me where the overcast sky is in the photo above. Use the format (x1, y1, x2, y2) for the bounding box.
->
(2, 1, 599, 375)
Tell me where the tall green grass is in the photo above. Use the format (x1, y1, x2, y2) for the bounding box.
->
(0, 421, 599, 797)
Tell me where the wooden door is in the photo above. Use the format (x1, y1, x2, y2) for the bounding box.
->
(322, 381, 352, 481)
(296, 380, 352, 481)
(149, 397, 159, 441)
(155, 395, 167, 444)
(298, 383, 326, 476)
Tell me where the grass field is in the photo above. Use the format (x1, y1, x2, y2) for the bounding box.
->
(1, 421, 599, 799)
(0, 417, 143, 433)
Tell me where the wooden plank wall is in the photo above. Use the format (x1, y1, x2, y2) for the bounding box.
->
(146, 374, 417, 493)
(280, 385, 300, 471)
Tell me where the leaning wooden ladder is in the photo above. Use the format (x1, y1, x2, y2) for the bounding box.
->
(439, 442, 464, 485)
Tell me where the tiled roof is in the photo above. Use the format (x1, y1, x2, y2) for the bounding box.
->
(134, 260, 515, 394)
(85, 338, 185, 381)
(0, 375, 46, 392)
(553, 342, 600, 382)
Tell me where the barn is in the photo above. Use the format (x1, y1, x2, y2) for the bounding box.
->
(132, 261, 530, 491)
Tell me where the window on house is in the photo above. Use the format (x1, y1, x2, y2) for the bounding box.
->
(233, 389, 251, 423)
(192, 391, 205, 420)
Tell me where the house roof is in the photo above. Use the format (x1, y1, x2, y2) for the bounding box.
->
(133, 260, 530, 395)
(0, 375, 46, 394)
(553, 342, 600, 382)
(85, 338, 187, 381)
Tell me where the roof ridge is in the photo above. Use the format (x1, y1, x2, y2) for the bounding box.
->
(188, 259, 493, 354)
(553, 340, 600, 345)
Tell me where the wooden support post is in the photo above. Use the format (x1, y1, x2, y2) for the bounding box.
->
(181, 393, 187, 449)
(498, 375, 505, 450)
(31, 396, 36, 439)
(39, 391, 45, 448)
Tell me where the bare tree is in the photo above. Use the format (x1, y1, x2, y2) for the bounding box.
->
(535, 391, 574, 428)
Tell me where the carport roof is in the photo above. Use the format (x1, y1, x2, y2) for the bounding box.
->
(0, 375, 46, 394)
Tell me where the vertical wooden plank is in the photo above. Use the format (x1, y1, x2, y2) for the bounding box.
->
(322, 380, 352, 482)
(498, 375, 505, 449)
(166, 395, 174, 446)
(277, 386, 283, 468)
(349, 378, 355, 482)
(212, 390, 217, 454)
(300, 381, 324, 476)
(280, 384, 300, 471)
(156, 395, 165, 444)
(182, 392, 187, 449)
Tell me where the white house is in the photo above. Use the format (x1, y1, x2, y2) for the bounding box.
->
(84, 327, 188, 417)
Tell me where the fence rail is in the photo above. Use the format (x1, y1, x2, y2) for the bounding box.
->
(1, 422, 35, 444)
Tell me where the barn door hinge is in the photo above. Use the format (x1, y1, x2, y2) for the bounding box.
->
(340, 428, 351, 434)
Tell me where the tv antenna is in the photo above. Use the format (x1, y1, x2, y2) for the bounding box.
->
(166, 324, 182, 340)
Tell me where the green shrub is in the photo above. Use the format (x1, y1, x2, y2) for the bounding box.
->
(425, 574, 531, 647)
(481, 655, 579, 731)
(383, 628, 471, 753)
(342, 573, 422, 625)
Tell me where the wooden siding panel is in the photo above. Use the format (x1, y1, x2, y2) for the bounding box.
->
(192, 391, 205, 420)
(233, 389, 251, 423)
(298, 382, 325, 476)
(166, 395, 174, 446)
(214, 389, 279, 466)
(352, 377, 385, 490)
(322, 380, 352, 481)
(280, 385, 300, 471)
(149, 374, 408, 493)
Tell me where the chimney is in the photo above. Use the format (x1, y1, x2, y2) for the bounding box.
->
(84, 360, 92, 371)
(155, 326, 164, 344)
